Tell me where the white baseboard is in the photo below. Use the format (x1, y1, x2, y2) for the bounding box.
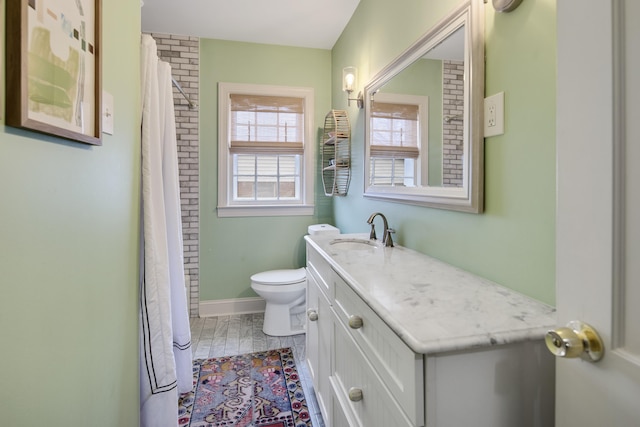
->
(199, 297, 266, 317)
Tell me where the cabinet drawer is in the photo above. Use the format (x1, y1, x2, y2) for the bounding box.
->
(307, 245, 333, 299)
(333, 273, 424, 426)
(329, 390, 355, 427)
(331, 318, 415, 427)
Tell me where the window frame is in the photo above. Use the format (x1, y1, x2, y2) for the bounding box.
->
(217, 82, 315, 217)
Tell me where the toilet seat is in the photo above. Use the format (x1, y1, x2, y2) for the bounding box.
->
(250, 280, 306, 294)
(251, 268, 306, 286)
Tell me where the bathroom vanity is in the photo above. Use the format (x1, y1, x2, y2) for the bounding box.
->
(305, 233, 556, 427)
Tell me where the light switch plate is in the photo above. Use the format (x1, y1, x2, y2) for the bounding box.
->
(102, 90, 114, 135)
(484, 91, 504, 137)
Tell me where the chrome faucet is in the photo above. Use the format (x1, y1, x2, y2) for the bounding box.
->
(366, 212, 395, 247)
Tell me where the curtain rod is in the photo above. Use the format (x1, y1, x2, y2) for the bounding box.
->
(171, 77, 197, 110)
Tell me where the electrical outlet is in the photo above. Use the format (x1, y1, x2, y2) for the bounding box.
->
(102, 90, 114, 135)
(484, 92, 504, 137)
(488, 104, 496, 127)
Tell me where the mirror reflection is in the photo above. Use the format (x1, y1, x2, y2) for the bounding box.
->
(364, 0, 484, 213)
(370, 26, 465, 189)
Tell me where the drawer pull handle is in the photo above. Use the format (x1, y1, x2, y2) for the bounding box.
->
(307, 309, 319, 321)
(348, 315, 364, 329)
(348, 387, 363, 402)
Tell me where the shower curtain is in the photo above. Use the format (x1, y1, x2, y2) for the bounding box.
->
(139, 34, 192, 427)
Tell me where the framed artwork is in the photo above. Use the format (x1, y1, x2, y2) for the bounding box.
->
(6, 0, 102, 145)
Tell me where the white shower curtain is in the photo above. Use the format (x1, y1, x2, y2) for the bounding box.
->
(139, 34, 193, 427)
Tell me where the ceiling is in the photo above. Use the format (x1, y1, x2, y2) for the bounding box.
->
(141, 0, 361, 50)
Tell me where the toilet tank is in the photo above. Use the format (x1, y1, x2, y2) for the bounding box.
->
(308, 224, 340, 236)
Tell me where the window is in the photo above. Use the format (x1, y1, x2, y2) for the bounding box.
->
(370, 157, 415, 186)
(368, 93, 428, 187)
(218, 83, 315, 217)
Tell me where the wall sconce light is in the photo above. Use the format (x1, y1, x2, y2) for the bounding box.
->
(492, 0, 523, 12)
(342, 66, 363, 108)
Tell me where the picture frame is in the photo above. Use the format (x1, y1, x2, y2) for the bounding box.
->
(6, 0, 102, 145)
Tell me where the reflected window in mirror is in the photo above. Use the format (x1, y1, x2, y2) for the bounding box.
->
(369, 93, 427, 187)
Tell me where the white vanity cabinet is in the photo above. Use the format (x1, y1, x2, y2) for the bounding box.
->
(305, 235, 556, 427)
(306, 243, 424, 427)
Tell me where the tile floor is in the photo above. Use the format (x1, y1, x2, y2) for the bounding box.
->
(189, 313, 325, 427)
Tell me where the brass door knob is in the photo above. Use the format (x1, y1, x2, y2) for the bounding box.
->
(545, 320, 604, 362)
(348, 315, 364, 329)
(348, 387, 363, 402)
(307, 309, 318, 322)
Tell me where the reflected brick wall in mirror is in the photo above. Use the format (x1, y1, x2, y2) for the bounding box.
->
(442, 60, 464, 187)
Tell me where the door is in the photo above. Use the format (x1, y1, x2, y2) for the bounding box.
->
(306, 269, 321, 390)
(305, 267, 333, 424)
(556, 0, 640, 425)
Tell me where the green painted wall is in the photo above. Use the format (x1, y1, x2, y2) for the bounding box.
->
(199, 40, 333, 301)
(0, 1, 141, 425)
(331, 0, 557, 305)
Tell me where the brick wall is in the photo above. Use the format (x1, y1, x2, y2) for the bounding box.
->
(442, 60, 464, 187)
(148, 33, 200, 317)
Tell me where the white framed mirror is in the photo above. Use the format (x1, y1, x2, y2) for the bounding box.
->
(364, 0, 484, 213)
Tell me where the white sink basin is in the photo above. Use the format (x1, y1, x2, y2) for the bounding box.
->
(329, 238, 382, 250)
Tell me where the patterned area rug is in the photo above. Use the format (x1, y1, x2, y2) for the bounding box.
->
(179, 347, 313, 427)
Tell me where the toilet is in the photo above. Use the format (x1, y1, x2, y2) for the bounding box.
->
(251, 224, 340, 336)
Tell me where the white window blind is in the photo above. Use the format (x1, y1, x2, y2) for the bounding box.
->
(230, 94, 304, 155)
(370, 102, 420, 158)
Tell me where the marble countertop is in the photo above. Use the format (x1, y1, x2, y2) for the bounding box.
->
(305, 233, 557, 355)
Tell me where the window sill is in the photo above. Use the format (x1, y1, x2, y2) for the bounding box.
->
(216, 204, 315, 218)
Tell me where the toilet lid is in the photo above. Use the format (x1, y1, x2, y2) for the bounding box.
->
(251, 268, 306, 285)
